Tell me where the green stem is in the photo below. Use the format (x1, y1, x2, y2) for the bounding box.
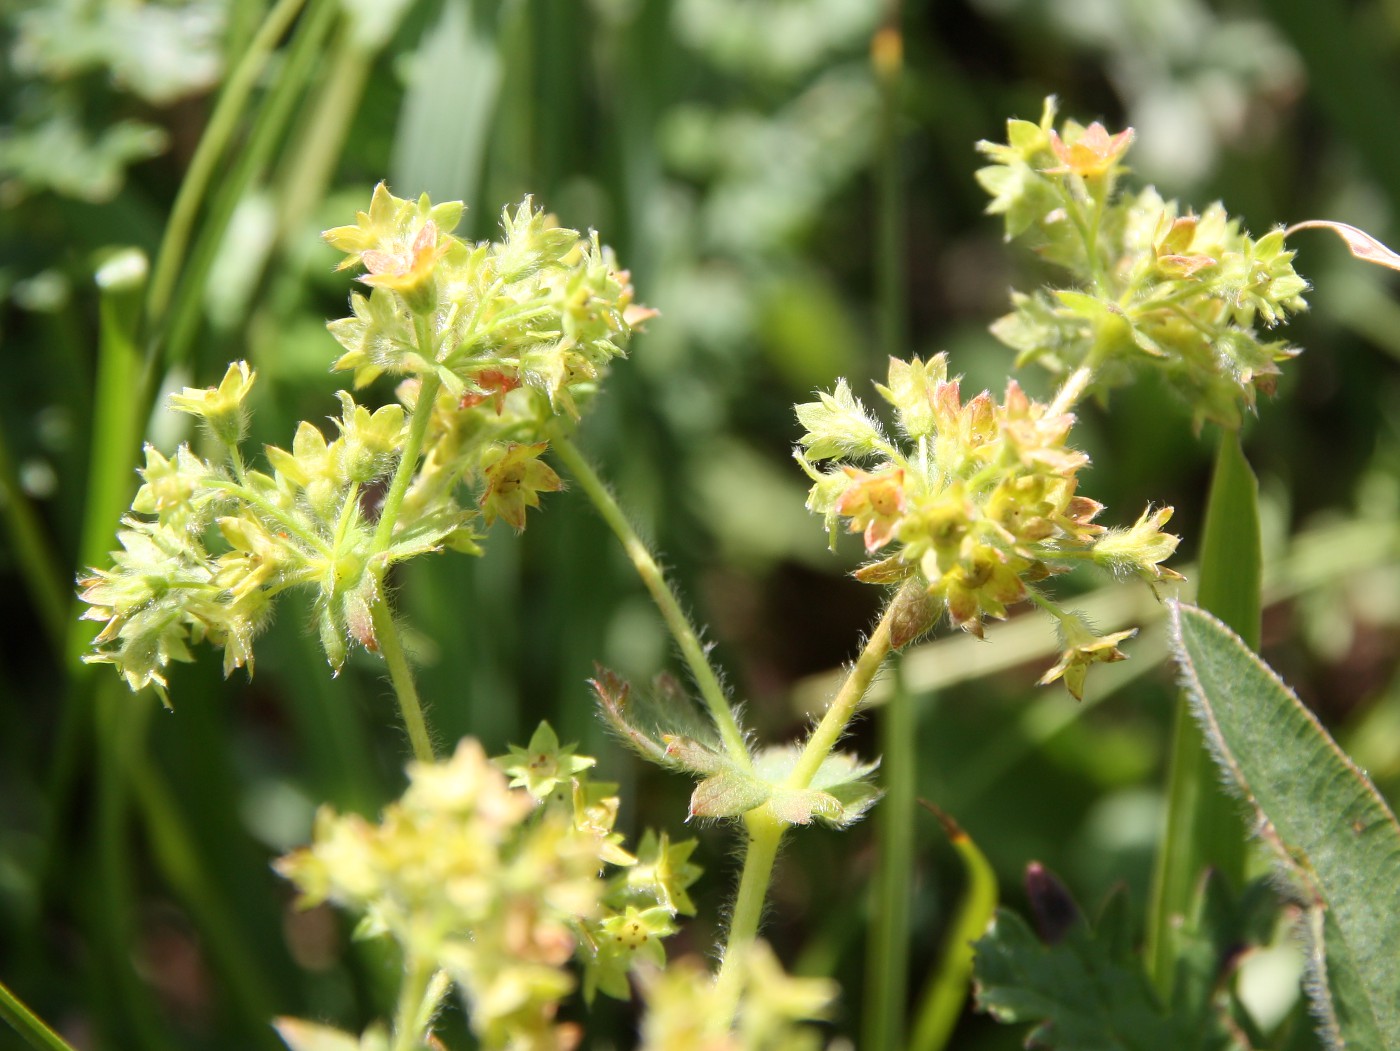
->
(371, 595, 435, 763)
(203, 479, 333, 558)
(373, 320, 442, 554)
(70, 251, 149, 665)
(0, 978, 79, 1051)
(711, 808, 785, 1027)
(714, 599, 902, 1030)
(1058, 182, 1109, 296)
(1047, 363, 1095, 416)
(273, 27, 375, 254)
(390, 955, 437, 1051)
(865, 17, 913, 1048)
(0, 422, 68, 654)
(865, 654, 915, 1051)
(787, 600, 898, 789)
(145, 0, 309, 327)
(545, 426, 751, 767)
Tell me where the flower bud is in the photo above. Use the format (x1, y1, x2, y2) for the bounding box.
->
(169, 361, 256, 448)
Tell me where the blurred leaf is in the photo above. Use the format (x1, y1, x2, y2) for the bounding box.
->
(390, 0, 502, 206)
(13, 0, 225, 105)
(0, 115, 165, 203)
(673, 0, 879, 82)
(974, 870, 1247, 1050)
(1170, 601, 1400, 1049)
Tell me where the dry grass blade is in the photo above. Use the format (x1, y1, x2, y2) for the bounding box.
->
(1285, 219, 1400, 271)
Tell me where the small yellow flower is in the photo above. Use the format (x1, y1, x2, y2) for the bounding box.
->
(480, 442, 564, 530)
(836, 466, 906, 551)
(1045, 121, 1134, 179)
(359, 219, 446, 295)
(1039, 619, 1138, 701)
(169, 361, 256, 446)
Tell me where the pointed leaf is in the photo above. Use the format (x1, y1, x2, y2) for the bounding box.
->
(1170, 601, 1400, 1049)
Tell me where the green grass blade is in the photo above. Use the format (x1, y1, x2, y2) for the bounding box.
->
(864, 660, 915, 1051)
(0, 421, 68, 653)
(1146, 427, 1255, 994)
(0, 978, 80, 1051)
(145, 0, 309, 328)
(1170, 601, 1400, 1049)
(864, 18, 913, 1050)
(160, 0, 338, 371)
(1195, 428, 1262, 649)
(390, 0, 503, 208)
(910, 805, 998, 1051)
(71, 250, 149, 654)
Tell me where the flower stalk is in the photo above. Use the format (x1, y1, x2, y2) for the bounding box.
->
(546, 424, 752, 767)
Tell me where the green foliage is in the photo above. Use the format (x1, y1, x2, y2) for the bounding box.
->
(7, 3, 1400, 1050)
(975, 866, 1274, 1050)
(1171, 602, 1400, 1049)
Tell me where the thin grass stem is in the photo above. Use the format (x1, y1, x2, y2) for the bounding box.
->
(146, 0, 310, 327)
(0, 978, 80, 1051)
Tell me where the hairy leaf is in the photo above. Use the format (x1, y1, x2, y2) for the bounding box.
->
(1170, 602, 1400, 1049)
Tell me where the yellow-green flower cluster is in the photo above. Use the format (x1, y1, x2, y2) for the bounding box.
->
(81, 189, 652, 696)
(276, 728, 700, 1050)
(977, 98, 1308, 430)
(79, 364, 466, 692)
(494, 723, 701, 1003)
(279, 736, 599, 1050)
(797, 355, 1180, 696)
(325, 183, 653, 419)
(636, 943, 838, 1051)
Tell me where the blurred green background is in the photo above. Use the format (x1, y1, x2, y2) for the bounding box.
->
(2, 0, 1399, 1048)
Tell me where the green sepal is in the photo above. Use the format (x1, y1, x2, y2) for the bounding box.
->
(493, 721, 596, 801)
(794, 378, 886, 461)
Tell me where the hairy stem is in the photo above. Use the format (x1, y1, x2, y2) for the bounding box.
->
(713, 598, 901, 1030)
(373, 318, 442, 553)
(370, 595, 435, 763)
(712, 808, 785, 1028)
(1048, 364, 1095, 417)
(787, 600, 899, 789)
(546, 426, 751, 767)
(390, 954, 437, 1051)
